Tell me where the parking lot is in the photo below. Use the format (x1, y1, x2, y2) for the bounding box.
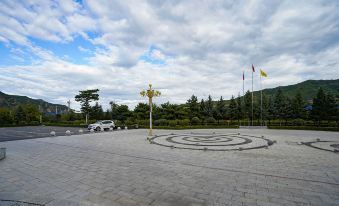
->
(0, 126, 98, 142)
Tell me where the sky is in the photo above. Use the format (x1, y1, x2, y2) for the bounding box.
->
(0, 0, 339, 110)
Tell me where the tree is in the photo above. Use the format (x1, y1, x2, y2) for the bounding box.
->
(284, 97, 294, 124)
(0, 108, 14, 125)
(292, 92, 306, 119)
(200, 99, 206, 122)
(215, 96, 226, 123)
(267, 96, 275, 124)
(325, 93, 337, 122)
(243, 91, 252, 124)
(311, 88, 327, 125)
(187, 95, 200, 120)
(261, 93, 269, 125)
(116, 104, 131, 123)
(110, 101, 119, 119)
(75, 89, 99, 124)
(206, 95, 213, 117)
(133, 103, 149, 120)
(228, 96, 237, 122)
(90, 102, 104, 120)
(15, 105, 25, 123)
(20, 104, 39, 123)
(236, 95, 243, 124)
(274, 89, 286, 125)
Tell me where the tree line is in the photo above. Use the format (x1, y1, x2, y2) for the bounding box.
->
(0, 87, 338, 127)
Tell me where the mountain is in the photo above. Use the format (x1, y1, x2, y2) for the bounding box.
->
(254, 79, 339, 100)
(252, 79, 339, 101)
(0, 91, 68, 114)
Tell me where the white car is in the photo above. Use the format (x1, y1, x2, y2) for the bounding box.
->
(88, 120, 115, 131)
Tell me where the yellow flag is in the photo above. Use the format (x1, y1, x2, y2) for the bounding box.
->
(260, 69, 267, 77)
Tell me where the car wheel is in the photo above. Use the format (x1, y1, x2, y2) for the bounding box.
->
(96, 127, 101, 131)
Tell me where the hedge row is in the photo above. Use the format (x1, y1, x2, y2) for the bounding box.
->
(268, 126, 339, 132)
(137, 125, 239, 130)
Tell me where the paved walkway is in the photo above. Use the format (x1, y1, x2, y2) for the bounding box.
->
(0, 129, 338, 205)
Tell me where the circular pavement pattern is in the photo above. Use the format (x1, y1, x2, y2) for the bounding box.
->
(302, 140, 339, 154)
(150, 132, 275, 151)
(0, 200, 43, 206)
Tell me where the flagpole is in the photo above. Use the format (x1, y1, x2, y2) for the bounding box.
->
(242, 71, 244, 100)
(251, 67, 254, 126)
(260, 73, 263, 127)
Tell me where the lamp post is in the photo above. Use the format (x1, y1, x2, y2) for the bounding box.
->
(140, 84, 161, 139)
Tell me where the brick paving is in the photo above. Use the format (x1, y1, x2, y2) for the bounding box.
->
(0, 129, 338, 205)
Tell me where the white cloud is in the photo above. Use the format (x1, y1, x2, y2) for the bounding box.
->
(0, 0, 338, 110)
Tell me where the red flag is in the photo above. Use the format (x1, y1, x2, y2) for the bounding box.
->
(243, 71, 245, 80)
(252, 64, 255, 72)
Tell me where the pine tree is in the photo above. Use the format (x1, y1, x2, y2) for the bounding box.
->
(228, 96, 237, 122)
(267, 96, 275, 124)
(15, 105, 25, 123)
(325, 93, 337, 122)
(199, 99, 206, 122)
(311, 88, 327, 125)
(274, 89, 286, 125)
(187, 95, 200, 120)
(292, 92, 306, 119)
(236, 95, 243, 124)
(243, 91, 252, 124)
(215, 96, 226, 123)
(206, 95, 213, 117)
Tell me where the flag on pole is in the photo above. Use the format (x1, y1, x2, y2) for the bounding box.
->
(252, 64, 255, 72)
(260, 69, 267, 77)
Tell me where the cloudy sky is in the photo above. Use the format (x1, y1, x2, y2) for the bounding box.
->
(1, 0, 339, 110)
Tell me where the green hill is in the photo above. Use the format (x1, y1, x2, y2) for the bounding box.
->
(0, 91, 68, 114)
(254, 79, 339, 100)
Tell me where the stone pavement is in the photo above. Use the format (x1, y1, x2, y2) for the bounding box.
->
(0, 129, 338, 206)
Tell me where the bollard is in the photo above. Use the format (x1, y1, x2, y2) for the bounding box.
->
(65, 130, 71, 135)
(100, 128, 104, 132)
(90, 129, 94, 132)
(0, 148, 6, 160)
(79, 129, 83, 133)
(50, 131, 56, 136)
(117, 127, 121, 130)
(125, 126, 128, 130)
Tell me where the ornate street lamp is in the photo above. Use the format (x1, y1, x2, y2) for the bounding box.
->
(140, 84, 161, 138)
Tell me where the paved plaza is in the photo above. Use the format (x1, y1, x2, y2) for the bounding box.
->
(0, 128, 338, 206)
(0, 126, 90, 142)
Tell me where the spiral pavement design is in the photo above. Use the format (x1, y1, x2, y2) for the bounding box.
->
(302, 140, 339, 154)
(150, 132, 275, 151)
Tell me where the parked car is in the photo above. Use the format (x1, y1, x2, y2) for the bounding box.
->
(88, 120, 115, 131)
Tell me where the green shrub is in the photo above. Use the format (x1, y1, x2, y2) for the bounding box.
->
(178, 119, 190, 126)
(30, 121, 40, 125)
(268, 126, 339, 132)
(292, 118, 305, 126)
(191, 117, 200, 125)
(328, 122, 338, 127)
(169, 120, 177, 127)
(136, 120, 149, 127)
(154, 119, 168, 126)
(18, 121, 27, 125)
(206, 117, 216, 124)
